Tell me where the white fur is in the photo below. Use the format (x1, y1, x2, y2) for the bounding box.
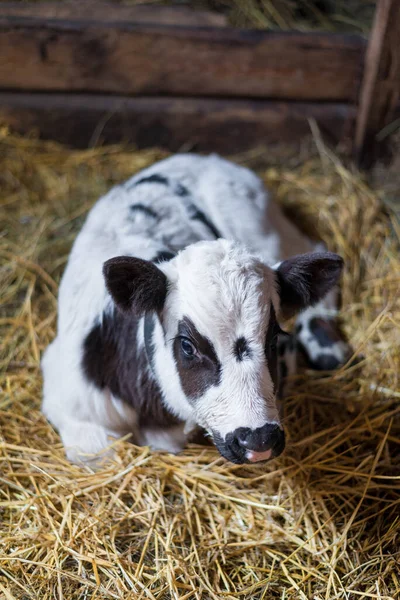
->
(42, 153, 345, 463)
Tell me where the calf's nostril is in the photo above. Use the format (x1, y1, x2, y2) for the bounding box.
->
(236, 428, 252, 448)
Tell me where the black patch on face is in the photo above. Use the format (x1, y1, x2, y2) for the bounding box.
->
(309, 317, 344, 347)
(153, 250, 176, 264)
(172, 317, 221, 401)
(134, 174, 169, 187)
(175, 183, 190, 197)
(82, 311, 180, 429)
(234, 337, 251, 362)
(129, 204, 158, 219)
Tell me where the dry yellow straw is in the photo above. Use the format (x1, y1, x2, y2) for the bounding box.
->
(0, 127, 399, 599)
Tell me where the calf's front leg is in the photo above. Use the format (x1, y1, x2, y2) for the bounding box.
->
(59, 419, 123, 465)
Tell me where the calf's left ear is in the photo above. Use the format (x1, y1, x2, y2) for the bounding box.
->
(275, 252, 343, 318)
(103, 256, 168, 316)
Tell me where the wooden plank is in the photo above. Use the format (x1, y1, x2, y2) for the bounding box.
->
(0, 2, 228, 27)
(0, 92, 356, 152)
(354, 0, 400, 166)
(0, 17, 365, 101)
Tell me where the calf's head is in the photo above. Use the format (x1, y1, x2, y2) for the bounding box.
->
(103, 240, 343, 464)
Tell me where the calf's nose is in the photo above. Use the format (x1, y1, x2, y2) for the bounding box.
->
(235, 423, 285, 463)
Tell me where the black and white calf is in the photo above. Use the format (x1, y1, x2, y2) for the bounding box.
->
(42, 154, 349, 465)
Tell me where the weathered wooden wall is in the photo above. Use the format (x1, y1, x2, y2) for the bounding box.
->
(0, 1, 366, 153)
(0, 93, 355, 151)
(0, 18, 364, 100)
(355, 0, 400, 166)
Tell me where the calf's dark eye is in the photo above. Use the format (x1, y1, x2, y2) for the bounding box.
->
(181, 338, 196, 358)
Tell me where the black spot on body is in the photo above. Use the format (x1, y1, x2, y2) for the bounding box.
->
(175, 183, 190, 197)
(135, 174, 169, 187)
(234, 337, 251, 361)
(173, 317, 221, 401)
(188, 204, 221, 239)
(129, 204, 158, 219)
(131, 172, 220, 239)
(82, 311, 180, 429)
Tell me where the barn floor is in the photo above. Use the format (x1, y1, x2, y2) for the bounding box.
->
(0, 128, 399, 600)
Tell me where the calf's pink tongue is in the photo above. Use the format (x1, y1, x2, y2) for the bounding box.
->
(246, 449, 272, 463)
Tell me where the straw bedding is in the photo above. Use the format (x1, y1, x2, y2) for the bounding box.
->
(0, 128, 399, 599)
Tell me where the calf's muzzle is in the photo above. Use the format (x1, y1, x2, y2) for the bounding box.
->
(214, 423, 285, 464)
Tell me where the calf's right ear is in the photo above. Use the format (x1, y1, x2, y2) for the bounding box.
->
(103, 256, 168, 316)
(275, 251, 343, 318)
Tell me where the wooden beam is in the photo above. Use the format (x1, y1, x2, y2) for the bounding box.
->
(0, 93, 355, 152)
(354, 0, 400, 166)
(0, 2, 228, 27)
(0, 16, 365, 101)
